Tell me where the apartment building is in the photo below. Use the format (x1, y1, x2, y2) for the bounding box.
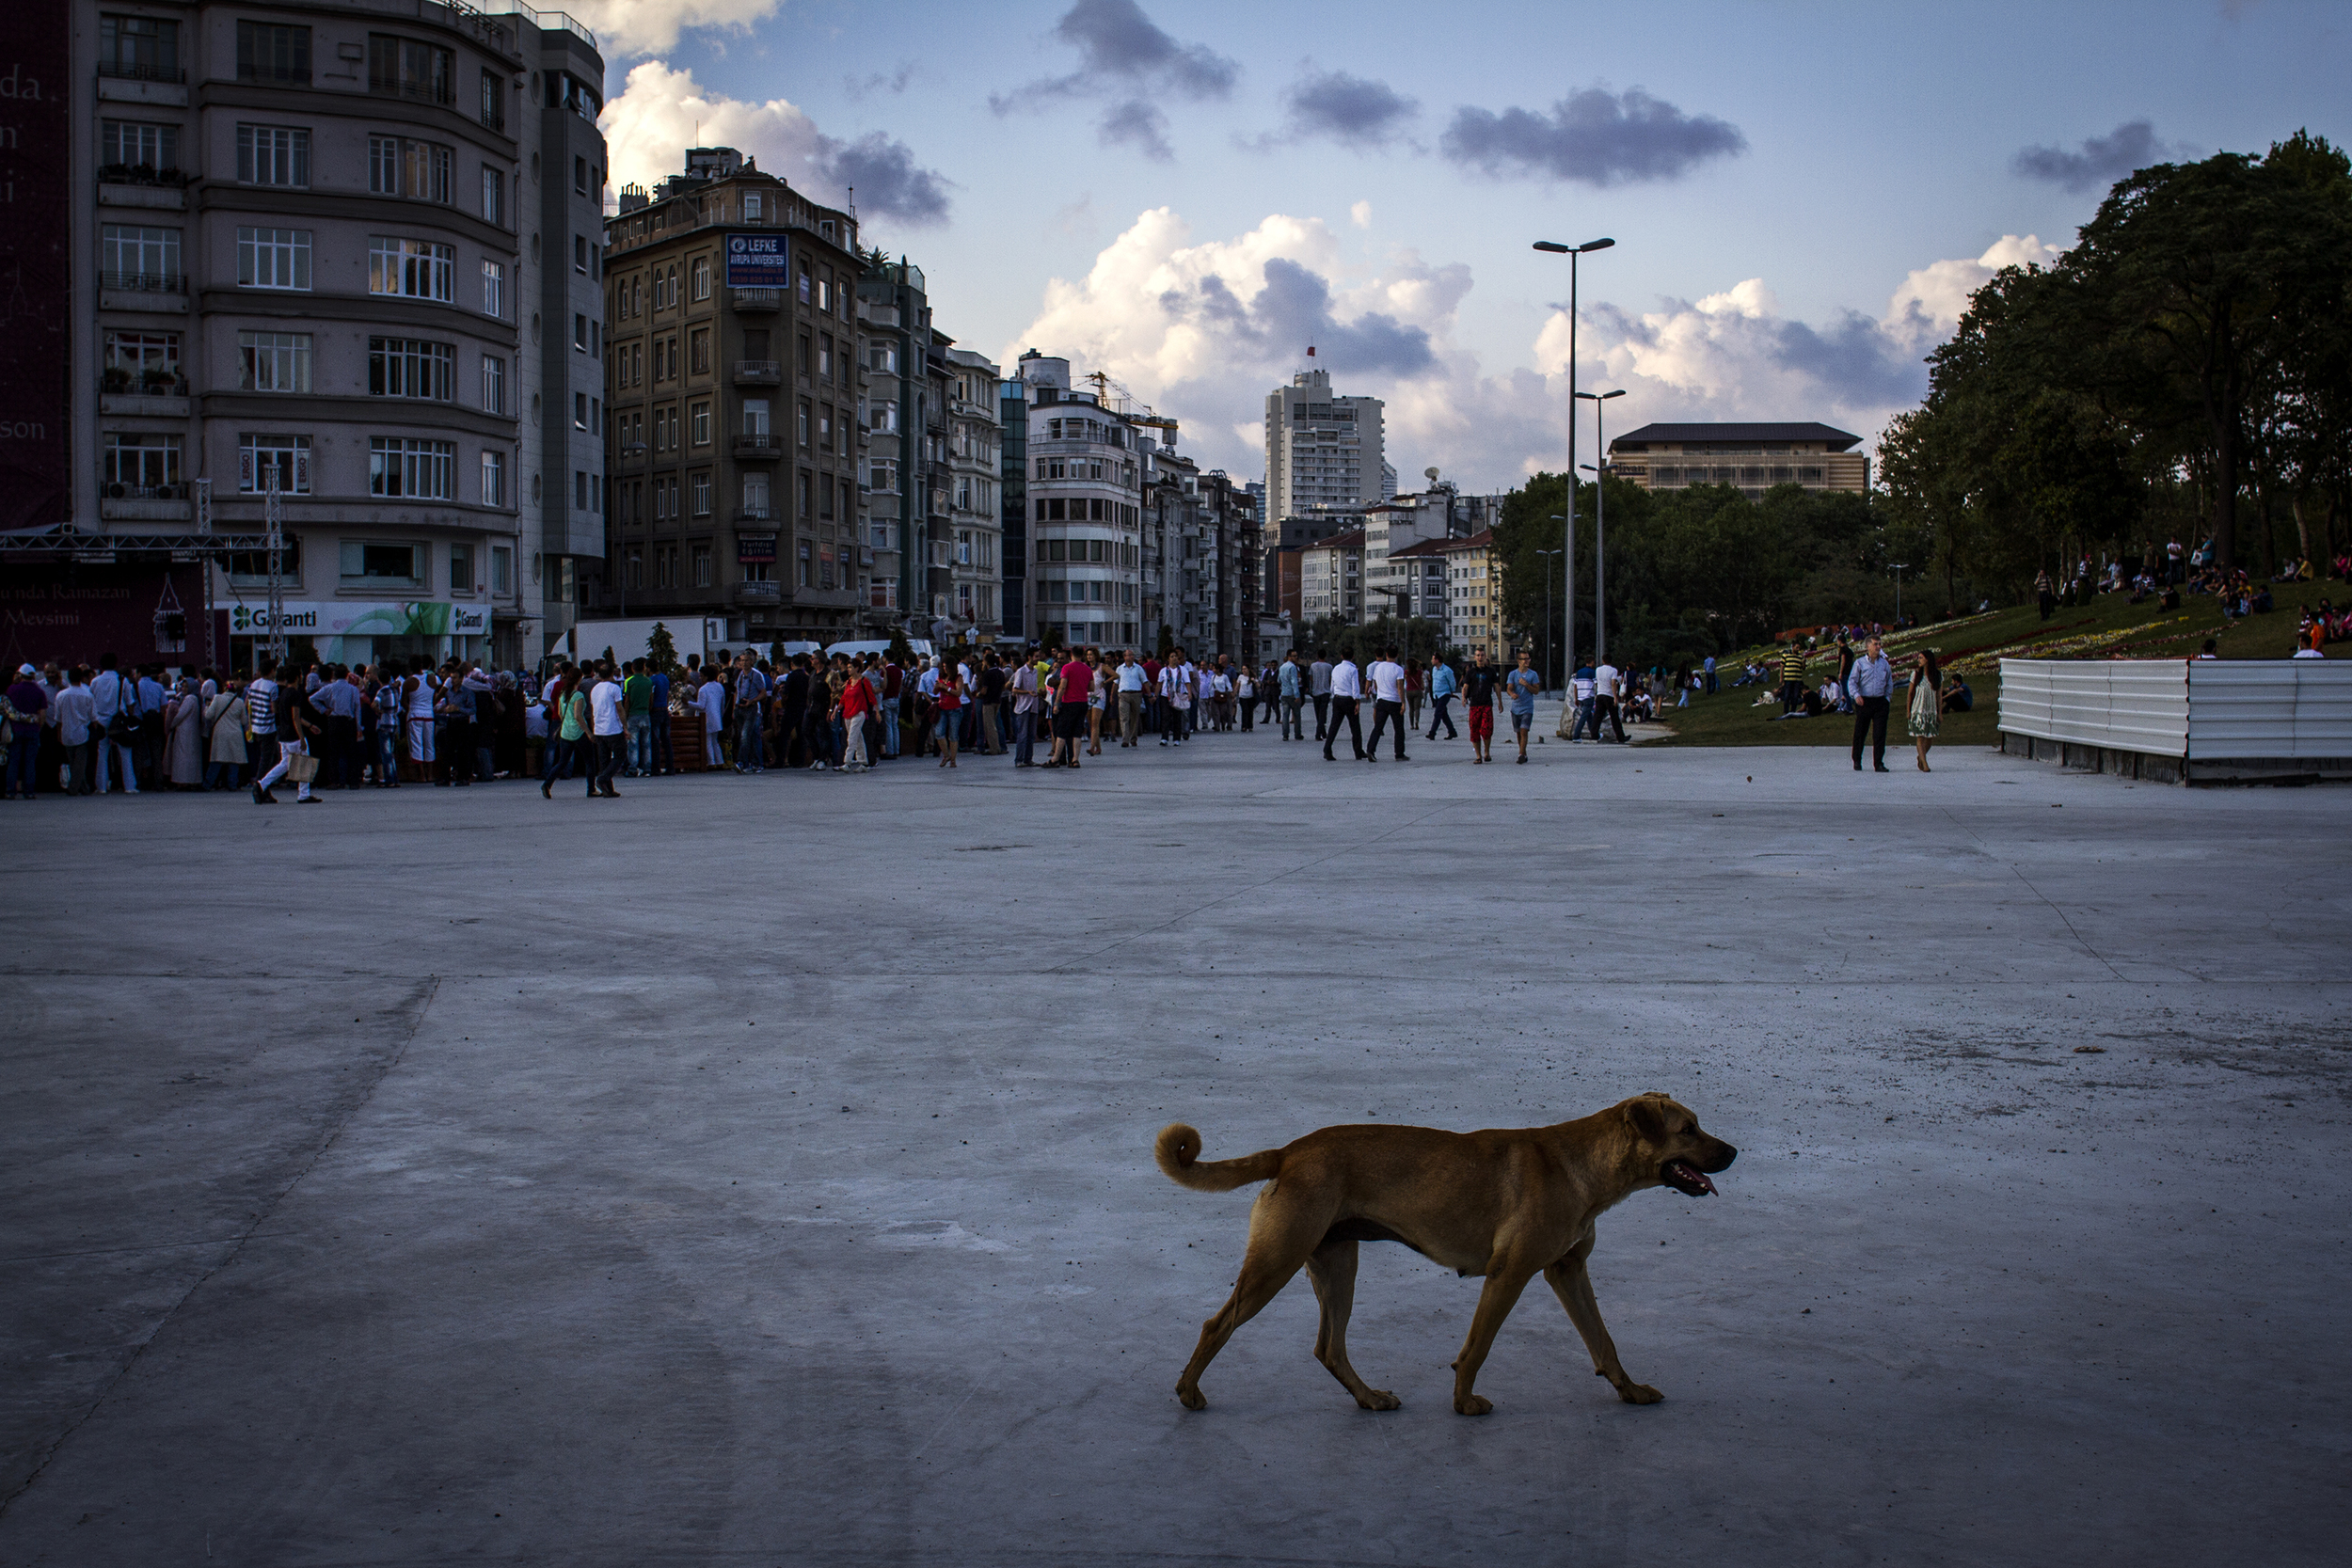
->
(1438, 529, 1499, 655)
(603, 146, 870, 646)
(1263, 367, 1383, 525)
(38, 0, 602, 671)
(1299, 528, 1364, 626)
(1606, 422, 1867, 498)
(941, 346, 1002, 640)
(1012, 352, 1143, 649)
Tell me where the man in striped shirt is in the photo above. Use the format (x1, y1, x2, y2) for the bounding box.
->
(1778, 643, 1809, 717)
(246, 658, 280, 801)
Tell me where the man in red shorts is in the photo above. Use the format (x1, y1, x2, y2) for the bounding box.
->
(1462, 648, 1501, 764)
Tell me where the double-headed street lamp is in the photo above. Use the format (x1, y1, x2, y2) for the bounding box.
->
(1534, 237, 1611, 717)
(1576, 388, 1626, 668)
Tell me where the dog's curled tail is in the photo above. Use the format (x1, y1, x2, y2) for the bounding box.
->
(1155, 1124, 1279, 1192)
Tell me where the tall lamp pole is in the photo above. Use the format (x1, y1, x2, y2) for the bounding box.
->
(1535, 546, 1561, 692)
(1576, 388, 1626, 668)
(1891, 562, 1909, 624)
(1534, 237, 1612, 730)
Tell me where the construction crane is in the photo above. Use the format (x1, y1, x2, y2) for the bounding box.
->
(1082, 369, 1177, 443)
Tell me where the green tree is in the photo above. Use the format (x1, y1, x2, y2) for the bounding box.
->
(644, 620, 679, 674)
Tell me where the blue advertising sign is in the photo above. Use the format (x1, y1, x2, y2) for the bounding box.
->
(723, 232, 789, 289)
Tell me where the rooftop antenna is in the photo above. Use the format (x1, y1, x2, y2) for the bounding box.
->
(847, 184, 857, 221)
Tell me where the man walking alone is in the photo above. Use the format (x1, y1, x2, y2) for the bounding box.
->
(1309, 653, 1333, 742)
(1426, 655, 1459, 740)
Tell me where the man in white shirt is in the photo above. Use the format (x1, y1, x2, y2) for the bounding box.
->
(696, 668, 726, 768)
(1157, 650, 1192, 747)
(1194, 662, 1215, 736)
(1592, 658, 1627, 744)
(1324, 655, 1366, 760)
(1364, 649, 1409, 761)
(587, 661, 626, 797)
(1116, 652, 1146, 747)
(89, 653, 135, 794)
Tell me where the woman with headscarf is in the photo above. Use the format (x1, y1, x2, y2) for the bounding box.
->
(203, 680, 247, 791)
(165, 676, 204, 788)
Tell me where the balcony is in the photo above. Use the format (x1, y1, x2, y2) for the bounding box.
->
(100, 388, 191, 418)
(99, 271, 188, 314)
(732, 359, 781, 385)
(731, 288, 780, 312)
(733, 579, 782, 605)
(734, 506, 776, 524)
(731, 431, 782, 460)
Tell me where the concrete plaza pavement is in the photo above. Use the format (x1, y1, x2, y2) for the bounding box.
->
(3, 726, 2348, 1566)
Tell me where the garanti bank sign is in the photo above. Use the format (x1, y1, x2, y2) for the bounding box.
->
(230, 602, 491, 638)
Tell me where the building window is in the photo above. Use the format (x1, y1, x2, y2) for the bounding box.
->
(691, 403, 709, 445)
(491, 543, 513, 594)
(234, 435, 310, 494)
(367, 437, 455, 499)
(101, 224, 181, 291)
(689, 328, 708, 375)
(235, 125, 310, 186)
(742, 398, 771, 436)
(691, 257, 710, 300)
(798, 542, 812, 587)
(104, 330, 180, 381)
(691, 473, 712, 515)
(481, 260, 504, 318)
(574, 313, 587, 352)
(868, 457, 898, 493)
(692, 545, 712, 588)
(370, 136, 451, 203)
(482, 451, 506, 507)
(367, 338, 453, 401)
(369, 35, 452, 105)
(575, 470, 591, 512)
(368, 237, 453, 300)
(100, 120, 178, 174)
(743, 192, 762, 221)
(234, 228, 310, 291)
(574, 392, 588, 431)
(234, 20, 310, 85)
(340, 540, 426, 586)
(102, 433, 182, 492)
(98, 15, 180, 81)
(480, 354, 505, 413)
(574, 234, 590, 275)
(236, 331, 310, 393)
(449, 543, 475, 594)
(574, 155, 588, 196)
(481, 166, 504, 225)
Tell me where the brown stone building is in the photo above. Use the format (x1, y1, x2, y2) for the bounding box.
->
(601, 147, 866, 646)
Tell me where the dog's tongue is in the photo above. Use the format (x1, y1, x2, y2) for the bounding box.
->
(1668, 1160, 1717, 1196)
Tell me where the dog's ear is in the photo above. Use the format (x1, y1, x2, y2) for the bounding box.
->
(1623, 1096, 1669, 1145)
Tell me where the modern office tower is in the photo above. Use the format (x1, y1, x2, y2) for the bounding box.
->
(1262, 367, 1384, 524)
(604, 146, 868, 646)
(46, 0, 604, 670)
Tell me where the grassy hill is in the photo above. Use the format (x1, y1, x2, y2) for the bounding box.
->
(1648, 577, 2345, 749)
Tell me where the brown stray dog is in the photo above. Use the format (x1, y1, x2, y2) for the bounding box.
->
(1155, 1093, 1737, 1415)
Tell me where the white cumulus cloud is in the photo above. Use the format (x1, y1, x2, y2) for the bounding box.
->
(563, 0, 784, 61)
(1009, 209, 2061, 492)
(599, 61, 950, 225)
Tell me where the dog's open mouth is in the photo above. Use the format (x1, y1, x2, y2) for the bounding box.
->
(1661, 1160, 1717, 1197)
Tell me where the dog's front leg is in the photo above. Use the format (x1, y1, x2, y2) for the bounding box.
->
(1543, 1252, 1661, 1404)
(1448, 1266, 1536, 1416)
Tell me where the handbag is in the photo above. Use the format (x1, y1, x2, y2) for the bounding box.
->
(285, 748, 320, 784)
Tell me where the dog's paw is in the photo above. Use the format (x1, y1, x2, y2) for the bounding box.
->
(1176, 1382, 1207, 1412)
(1357, 1388, 1401, 1412)
(1453, 1394, 1494, 1417)
(1616, 1383, 1663, 1405)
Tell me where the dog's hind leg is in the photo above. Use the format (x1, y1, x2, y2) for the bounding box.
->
(1174, 1193, 1328, 1411)
(1305, 1239, 1400, 1411)
(1543, 1247, 1661, 1405)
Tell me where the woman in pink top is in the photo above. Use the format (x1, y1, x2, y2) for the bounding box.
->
(1050, 655, 1091, 768)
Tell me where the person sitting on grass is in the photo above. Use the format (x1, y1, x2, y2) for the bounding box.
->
(1943, 674, 1974, 713)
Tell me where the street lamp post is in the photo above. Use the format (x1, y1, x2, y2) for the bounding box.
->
(1535, 546, 1561, 693)
(1891, 562, 1909, 624)
(1534, 237, 1612, 730)
(1576, 388, 1626, 669)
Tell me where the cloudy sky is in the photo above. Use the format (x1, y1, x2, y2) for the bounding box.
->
(588, 0, 2350, 490)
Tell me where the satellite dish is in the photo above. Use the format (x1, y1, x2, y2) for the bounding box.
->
(1423, 467, 1440, 483)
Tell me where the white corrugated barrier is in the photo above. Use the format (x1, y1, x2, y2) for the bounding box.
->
(1998, 658, 2352, 781)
